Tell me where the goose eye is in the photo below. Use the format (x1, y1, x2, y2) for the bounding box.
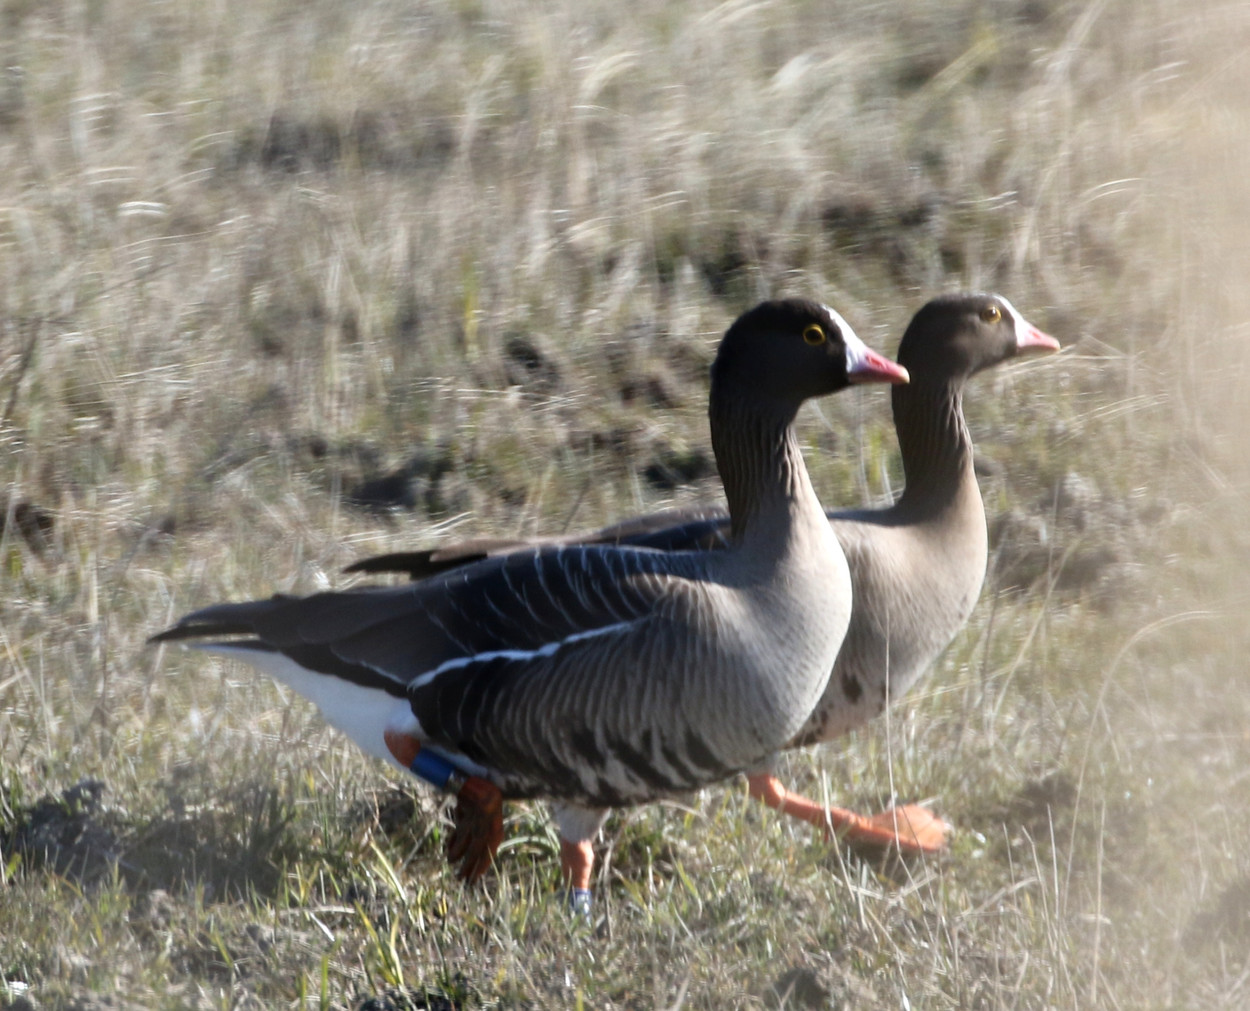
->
(980, 304, 1002, 324)
(802, 323, 826, 346)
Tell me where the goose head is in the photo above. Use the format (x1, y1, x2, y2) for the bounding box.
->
(711, 299, 909, 415)
(897, 293, 1059, 383)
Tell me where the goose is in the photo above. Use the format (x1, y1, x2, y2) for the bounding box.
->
(151, 299, 909, 909)
(347, 293, 1059, 857)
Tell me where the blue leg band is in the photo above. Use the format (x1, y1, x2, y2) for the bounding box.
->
(408, 748, 461, 792)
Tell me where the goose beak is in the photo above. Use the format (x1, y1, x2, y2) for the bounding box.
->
(1016, 320, 1060, 354)
(845, 332, 910, 385)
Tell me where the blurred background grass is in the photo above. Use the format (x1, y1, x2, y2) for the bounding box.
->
(2, 0, 1248, 1007)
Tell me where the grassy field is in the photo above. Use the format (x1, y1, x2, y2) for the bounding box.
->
(3, 0, 1249, 1007)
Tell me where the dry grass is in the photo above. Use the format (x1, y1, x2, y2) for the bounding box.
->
(3, 0, 1249, 1007)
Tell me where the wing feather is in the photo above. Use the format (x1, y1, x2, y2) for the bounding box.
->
(158, 541, 737, 806)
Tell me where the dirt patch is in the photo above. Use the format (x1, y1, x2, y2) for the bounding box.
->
(2, 780, 123, 885)
(2, 778, 302, 901)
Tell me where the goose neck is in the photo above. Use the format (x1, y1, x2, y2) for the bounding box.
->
(893, 378, 975, 516)
(709, 394, 826, 551)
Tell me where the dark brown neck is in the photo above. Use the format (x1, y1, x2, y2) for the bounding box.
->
(892, 377, 975, 520)
(709, 393, 814, 547)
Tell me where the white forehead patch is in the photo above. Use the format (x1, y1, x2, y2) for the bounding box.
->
(994, 295, 1029, 345)
(820, 303, 856, 342)
(822, 304, 874, 372)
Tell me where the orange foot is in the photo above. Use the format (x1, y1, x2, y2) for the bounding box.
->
(827, 803, 949, 857)
(446, 776, 504, 882)
(747, 773, 949, 858)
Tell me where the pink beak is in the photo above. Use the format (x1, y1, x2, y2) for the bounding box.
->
(849, 347, 911, 384)
(1016, 321, 1060, 354)
(841, 322, 910, 384)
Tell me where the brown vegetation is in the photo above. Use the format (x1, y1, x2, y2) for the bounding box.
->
(2, 0, 1249, 1007)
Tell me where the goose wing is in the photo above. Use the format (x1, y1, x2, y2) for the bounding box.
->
(344, 502, 903, 583)
(343, 506, 734, 581)
(156, 544, 739, 804)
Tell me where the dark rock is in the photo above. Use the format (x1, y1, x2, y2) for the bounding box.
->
(0, 499, 55, 554)
(643, 446, 716, 490)
(349, 470, 420, 512)
(502, 334, 561, 394)
(771, 967, 829, 1009)
(357, 977, 472, 1011)
(698, 245, 750, 298)
(347, 446, 458, 514)
(260, 112, 341, 172)
(4, 780, 122, 884)
(221, 108, 456, 177)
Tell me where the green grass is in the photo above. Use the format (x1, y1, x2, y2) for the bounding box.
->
(3, 0, 1250, 1007)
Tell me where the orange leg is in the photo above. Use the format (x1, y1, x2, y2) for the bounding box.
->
(446, 777, 504, 882)
(560, 837, 595, 916)
(384, 730, 504, 882)
(747, 772, 948, 857)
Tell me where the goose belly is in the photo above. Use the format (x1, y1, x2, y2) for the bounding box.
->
(789, 595, 974, 748)
(196, 643, 412, 768)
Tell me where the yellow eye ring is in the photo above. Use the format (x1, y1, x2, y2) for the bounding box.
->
(802, 324, 826, 346)
(980, 304, 1002, 324)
